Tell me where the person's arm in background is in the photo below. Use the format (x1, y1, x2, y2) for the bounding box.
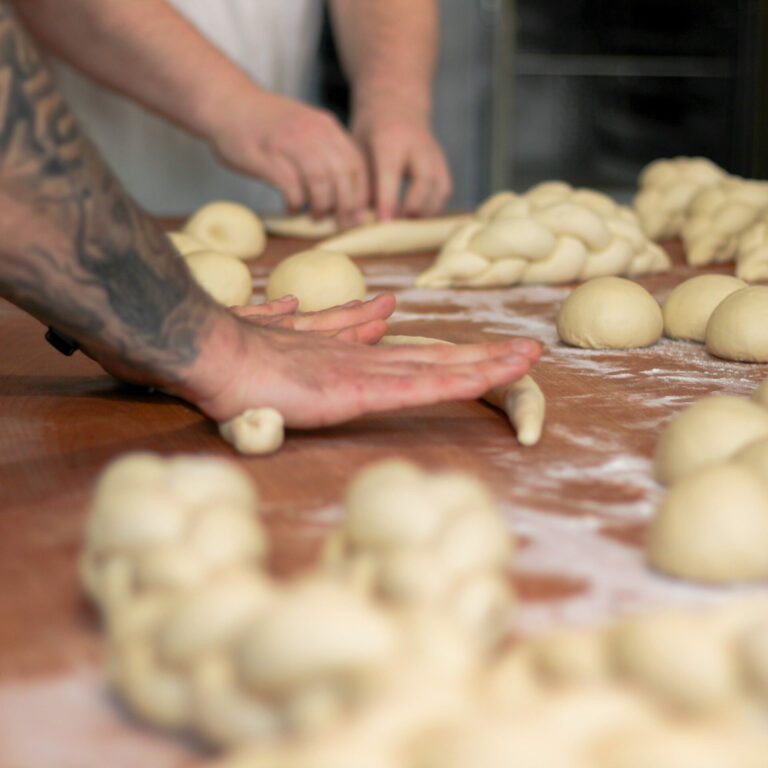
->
(0, 2, 538, 428)
(328, 0, 452, 220)
(10, 0, 368, 224)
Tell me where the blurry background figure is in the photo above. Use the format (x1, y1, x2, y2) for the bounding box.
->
(50, 0, 323, 214)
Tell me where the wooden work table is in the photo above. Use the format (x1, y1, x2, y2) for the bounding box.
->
(1, 231, 766, 767)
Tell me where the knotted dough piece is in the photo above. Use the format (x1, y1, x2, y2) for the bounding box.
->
(416, 182, 670, 288)
(632, 156, 728, 240)
(218, 408, 285, 456)
(323, 459, 516, 648)
(184, 201, 266, 260)
(377, 335, 545, 446)
(680, 177, 768, 266)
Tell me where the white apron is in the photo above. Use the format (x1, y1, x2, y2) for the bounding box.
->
(50, 1, 323, 214)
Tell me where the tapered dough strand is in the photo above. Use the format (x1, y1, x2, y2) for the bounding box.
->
(316, 215, 474, 256)
(378, 335, 545, 446)
(262, 211, 375, 239)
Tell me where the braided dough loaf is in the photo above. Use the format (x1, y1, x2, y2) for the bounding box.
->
(378, 335, 545, 446)
(323, 459, 516, 649)
(736, 219, 768, 282)
(416, 182, 670, 288)
(680, 177, 768, 266)
(633, 157, 728, 240)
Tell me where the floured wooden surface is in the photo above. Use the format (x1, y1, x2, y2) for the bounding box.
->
(1, 234, 766, 767)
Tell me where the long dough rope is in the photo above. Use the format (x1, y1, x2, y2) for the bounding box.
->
(378, 335, 545, 446)
(416, 182, 670, 288)
(316, 214, 475, 256)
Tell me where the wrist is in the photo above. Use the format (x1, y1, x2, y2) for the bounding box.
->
(351, 84, 432, 130)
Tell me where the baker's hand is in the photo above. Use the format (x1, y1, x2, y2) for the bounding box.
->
(208, 88, 368, 228)
(352, 103, 452, 221)
(231, 292, 396, 344)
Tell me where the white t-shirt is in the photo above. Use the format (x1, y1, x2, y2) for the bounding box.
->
(51, 0, 324, 214)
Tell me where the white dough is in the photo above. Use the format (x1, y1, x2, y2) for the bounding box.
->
(753, 378, 768, 409)
(184, 201, 266, 260)
(263, 210, 376, 239)
(218, 408, 284, 455)
(652, 395, 768, 485)
(317, 215, 472, 256)
(377, 335, 546, 446)
(184, 250, 253, 307)
(647, 462, 768, 583)
(733, 437, 768, 482)
(265, 249, 366, 311)
(662, 274, 746, 342)
(705, 286, 768, 362)
(556, 277, 663, 349)
(167, 231, 206, 256)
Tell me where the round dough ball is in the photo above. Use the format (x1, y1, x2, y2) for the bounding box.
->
(652, 395, 768, 485)
(705, 286, 768, 362)
(218, 408, 284, 455)
(556, 277, 663, 349)
(733, 436, 768, 480)
(184, 251, 253, 307)
(265, 249, 366, 312)
(167, 231, 206, 256)
(753, 378, 768, 409)
(647, 462, 768, 583)
(184, 201, 266, 259)
(662, 274, 746, 342)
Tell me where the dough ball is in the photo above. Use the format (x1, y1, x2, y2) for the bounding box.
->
(705, 286, 768, 362)
(753, 378, 768, 409)
(184, 201, 266, 259)
(556, 277, 663, 349)
(662, 274, 746, 342)
(265, 249, 366, 312)
(647, 462, 768, 583)
(218, 408, 284, 455)
(652, 395, 768, 485)
(167, 231, 206, 256)
(733, 436, 768, 480)
(184, 251, 253, 307)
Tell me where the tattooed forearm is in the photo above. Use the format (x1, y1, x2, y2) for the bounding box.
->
(0, 1, 220, 382)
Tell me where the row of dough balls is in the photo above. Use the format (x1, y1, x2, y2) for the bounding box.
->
(633, 156, 768, 280)
(555, 274, 768, 363)
(81, 453, 516, 748)
(415, 182, 670, 289)
(215, 597, 768, 768)
(648, 381, 768, 582)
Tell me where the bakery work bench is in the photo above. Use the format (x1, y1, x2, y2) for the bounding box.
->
(0, 231, 766, 768)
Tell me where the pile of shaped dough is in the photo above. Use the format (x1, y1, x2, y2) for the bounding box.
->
(416, 182, 670, 288)
(183, 201, 266, 260)
(216, 599, 768, 768)
(632, 156, 728, 240)
(736, 218, 768, 282)
(265, 249, 366, 311)
(680, 177, 768, 266)
(323, 459, 516, 648)
(378, 335, 546, 446)
(648, 381, 768, 582)
(556, 277, 663, 349)
(705, 286, 768, 363)
(81, 454, 506, 747)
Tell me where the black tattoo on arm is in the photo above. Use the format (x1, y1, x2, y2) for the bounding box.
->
(0, 1, 220, 383)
